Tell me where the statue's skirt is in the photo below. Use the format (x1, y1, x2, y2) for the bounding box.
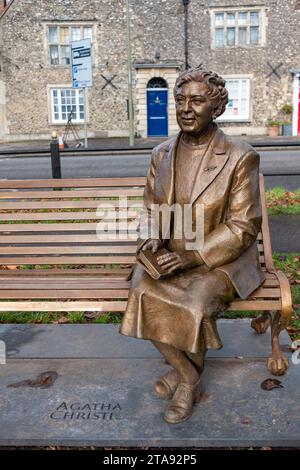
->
(119, 263, 238, 354)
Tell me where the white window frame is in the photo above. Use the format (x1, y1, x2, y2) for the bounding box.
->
(45, 23, 96, 67)
(49, 86, 86, 125)
(210, 7, 266, 49)
(217, 76, 251, 122)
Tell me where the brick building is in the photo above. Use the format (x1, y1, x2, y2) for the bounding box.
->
(0, 0, 300, 142)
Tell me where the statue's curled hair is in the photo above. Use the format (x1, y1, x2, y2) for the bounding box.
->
(174, 65, 229, 119)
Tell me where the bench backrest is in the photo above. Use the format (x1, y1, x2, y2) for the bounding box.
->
(0, 174, 272, 274)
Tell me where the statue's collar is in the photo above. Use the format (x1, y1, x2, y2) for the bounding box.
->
(173, 123, 227, 156)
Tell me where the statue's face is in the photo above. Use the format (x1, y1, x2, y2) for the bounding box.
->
(175, 81, 214, 135)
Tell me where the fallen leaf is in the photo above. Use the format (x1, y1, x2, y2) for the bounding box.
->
(261, 378, 283, 391)
(84, 311, 99, 320)
(241, 417, 252, 425)
(57, 316, 69, 324)
(7, 371, 58, 389)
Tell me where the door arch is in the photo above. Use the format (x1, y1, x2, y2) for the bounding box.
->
(147, 77, 168, 137)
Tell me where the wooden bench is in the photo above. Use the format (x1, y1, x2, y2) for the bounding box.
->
(0, 175, 292, 375)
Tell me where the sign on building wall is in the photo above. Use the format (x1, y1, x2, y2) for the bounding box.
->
(71, 38, 92, 88)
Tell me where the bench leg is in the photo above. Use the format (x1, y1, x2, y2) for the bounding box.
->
(251, 311, 272, 334)
(267, 310, 289, 376)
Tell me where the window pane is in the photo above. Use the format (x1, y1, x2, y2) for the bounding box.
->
(227, 80, 239, 97)
(227, 27, 235, 46)
(215, 13, 224, 26)
(250, 26, 259, 44)
(215, 28, 224, 47)
(241, 98, 248, 113)
(238, 12, 247, 25)
(83, 27, 93, 40)
(250, 12, 259, 25)
(52, 89, 84, 123)
(222, 79, 250, 120)
(60, 27, 70, 44)
(49, 27, 58, 43)
(241, 80, 248, 96)
(238, 27, 247, 46)
(227, 13, 235, 26)
(50, 45, 59, 65)
(71, 27, 81, 42)
(61, 45, 71, 65)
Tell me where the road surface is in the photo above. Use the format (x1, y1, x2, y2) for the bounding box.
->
(0, 149, 299, 190)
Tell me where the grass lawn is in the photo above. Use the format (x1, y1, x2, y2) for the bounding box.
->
(266, 187, 300, 215)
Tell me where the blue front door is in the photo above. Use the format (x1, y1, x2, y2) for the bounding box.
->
(147, 89, 168, 137)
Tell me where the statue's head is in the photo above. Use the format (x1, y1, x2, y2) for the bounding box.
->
(174, 66, 228, 135)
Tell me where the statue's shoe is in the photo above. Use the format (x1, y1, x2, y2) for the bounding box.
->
(153, 370, 179, 400)
(164, 378, 202, 424)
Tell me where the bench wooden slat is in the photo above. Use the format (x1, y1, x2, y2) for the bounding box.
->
(1, 269, 277, 279)
(228, 300, 281, 310)
(0, 290, 129, 299)
(0, 299, 282, 312)
(0, 254, 266, 265)
(0, 245, 137, 255)
(0, 234, 138, 243)
(0, 280, 130, 288)
(0, 280, 280, 297)
(247, 288, 281, 298)
(0, 200, 143, 210)
(0, 301, 128, 311)
(0, 287, 280, 299)
(0, 178, 147, 189)
(0, 189, 144, 199)
(0, 255, 135, 265)
(0, 198, 143, 209)
(0, 222, 139, 232)
(0, 210, 140, 221)
(0, 267, 131, 277)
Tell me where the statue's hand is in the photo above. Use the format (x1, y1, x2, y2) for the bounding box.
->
(157, 251, 201, 273)
(141, 238, 163, 254)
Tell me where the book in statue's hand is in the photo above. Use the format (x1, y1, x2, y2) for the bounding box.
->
(137, 248, 178, 280)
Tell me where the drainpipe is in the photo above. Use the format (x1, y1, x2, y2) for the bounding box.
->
(183, 0, 190, 70)
(125, 0, 135, 146)
(292, 71, 300, 136)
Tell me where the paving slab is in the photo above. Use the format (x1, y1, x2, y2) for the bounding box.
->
(0, 358, 299, 447)
(0, 321, 298, 448)
(269, 215, 300, 253)
(0, 320, 292, 359)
